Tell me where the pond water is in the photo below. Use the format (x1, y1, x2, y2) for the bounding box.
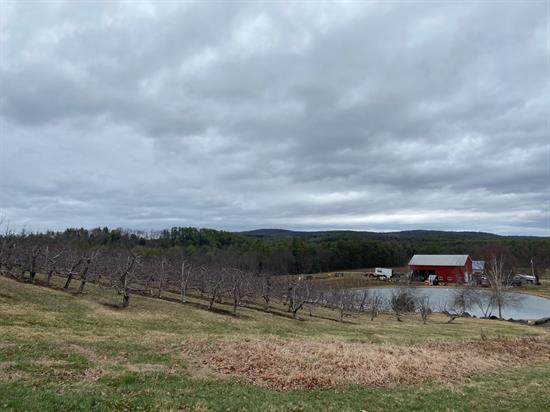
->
(355, 287, 550, 320)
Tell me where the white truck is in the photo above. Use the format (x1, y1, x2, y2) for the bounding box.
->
(374, 267, 392, 280)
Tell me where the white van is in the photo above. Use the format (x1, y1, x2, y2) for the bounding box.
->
(374, 267, 392, 280)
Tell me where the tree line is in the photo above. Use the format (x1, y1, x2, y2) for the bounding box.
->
(0, 224, 538, 321)
(3, 226, 549, 274)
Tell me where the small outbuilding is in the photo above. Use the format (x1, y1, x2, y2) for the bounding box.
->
(409, 254, 473, 284)
(472, 260, 485, 275)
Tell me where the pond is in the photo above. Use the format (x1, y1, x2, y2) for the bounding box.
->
(355, 287, 550, 320)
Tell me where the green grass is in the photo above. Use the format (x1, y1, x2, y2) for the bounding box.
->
(519, 278, 550, 299)
(1, 275, 549, 411)
(1, 363, 550, 412)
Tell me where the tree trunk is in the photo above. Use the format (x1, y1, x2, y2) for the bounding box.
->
(157, 259, 165, 298)
(122, 292, 130, 308)
(291, 301, 303, 320)
(180, 262, 187, 303)
(143, 276, 153, 295)
(339, 307, 344, 322)
(78, 279, 86, 293)
(446, 315, 458, 324)
(287, 290, 294, 313)
(181, 284, 187, 303)
(29, 271, 36, 284)
(64, 274, 73, 289)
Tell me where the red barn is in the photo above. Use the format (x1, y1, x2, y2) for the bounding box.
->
(408, 255, 473, 284)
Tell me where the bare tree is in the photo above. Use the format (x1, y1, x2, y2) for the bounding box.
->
(78, 249, 99, 293)
(329, 287, 357, 322)
(471, 289, 495, 317)
(118, 251, 139, 307)
(27, 245, 42, 284)
(203, 267, 225, 311)
(157, 256, 167, 298)
(261, 273, 273, 312)
(389, 287, 416, 322)
(358, 290, 370, 313)
(451, 286, 477, 315)
(417, 296, 431, 324)
(0, 218, 16, 276)
(438, 287, 478, 323)
(486, 255, 512, 319)
(369, 294, 384, 321)
(530, 258, 540, 285)
(179, 259, 194, 303)
(286, 276, 318, 320)
(63, 253, 83, 290)
(42, 246, 63, 286)
(227, 267, 249, 315)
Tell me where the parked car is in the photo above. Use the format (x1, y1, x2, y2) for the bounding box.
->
(511, 274, 535, 286)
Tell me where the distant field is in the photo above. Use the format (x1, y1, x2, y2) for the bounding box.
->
(1, 275, 550, 411)
(308, 267, 409, 289)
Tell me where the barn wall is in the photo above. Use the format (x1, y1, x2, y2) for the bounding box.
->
(410, 264, 467, 283)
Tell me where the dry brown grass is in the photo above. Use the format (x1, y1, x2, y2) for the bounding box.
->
(0, 362, 25, 380)
(189, 336, 550, 390)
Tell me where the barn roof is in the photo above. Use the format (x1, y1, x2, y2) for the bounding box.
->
(408, 254, 470, 267)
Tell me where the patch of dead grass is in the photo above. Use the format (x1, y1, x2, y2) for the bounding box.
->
(188, 336, 550, 390)
(0, 361, 24, 380)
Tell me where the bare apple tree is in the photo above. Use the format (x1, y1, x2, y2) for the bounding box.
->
(485, 255, 515, 319)
(417, 296, 431, 324)
(329, 287, 357, 322)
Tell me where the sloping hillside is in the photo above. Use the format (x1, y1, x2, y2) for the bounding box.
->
(1, 275, 550, 411)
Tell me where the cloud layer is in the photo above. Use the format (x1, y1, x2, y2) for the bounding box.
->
(1, 1, 548, 235)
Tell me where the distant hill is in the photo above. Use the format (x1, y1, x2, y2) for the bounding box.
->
(239, 228, 501, 241)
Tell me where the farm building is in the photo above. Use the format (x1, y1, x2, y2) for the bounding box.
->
(409, 254, 473, 284)
(472, 260, 485, 274)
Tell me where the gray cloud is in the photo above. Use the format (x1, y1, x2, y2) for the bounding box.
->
(0, 1, 548, 235)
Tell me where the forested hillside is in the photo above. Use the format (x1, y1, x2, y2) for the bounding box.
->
(3, 226, 549, 275)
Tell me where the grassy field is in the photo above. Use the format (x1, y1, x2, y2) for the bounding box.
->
(519, 278, 550, 299)
(1, 275, 550, 411)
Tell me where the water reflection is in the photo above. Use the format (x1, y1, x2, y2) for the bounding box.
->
(355, 287, 550, 320)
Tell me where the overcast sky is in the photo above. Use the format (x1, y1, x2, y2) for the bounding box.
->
(0, 1, 549, 235)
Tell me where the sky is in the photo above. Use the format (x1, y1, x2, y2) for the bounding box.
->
(0, 1, 549, 235)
